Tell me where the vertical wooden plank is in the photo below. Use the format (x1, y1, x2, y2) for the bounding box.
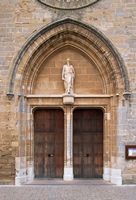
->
(34, 132, 44, 177)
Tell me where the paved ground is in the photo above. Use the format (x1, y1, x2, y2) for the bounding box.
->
(0, 180, 136, 200)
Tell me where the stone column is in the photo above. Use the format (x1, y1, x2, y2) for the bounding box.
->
(63, 96, 74, 180)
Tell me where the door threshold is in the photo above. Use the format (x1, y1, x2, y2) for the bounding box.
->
(27, 178, 112, 185)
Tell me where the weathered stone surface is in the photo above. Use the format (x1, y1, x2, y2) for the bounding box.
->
(0, 0, 136, 185)
(38, 0, 99, 9)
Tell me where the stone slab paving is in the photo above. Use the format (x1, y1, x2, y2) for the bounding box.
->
(0, 180, 136, 200)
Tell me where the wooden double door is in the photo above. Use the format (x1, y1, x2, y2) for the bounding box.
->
(34, 108, 103, 179)
(34, 109, 64, 178)
(73, 109, 103, 178)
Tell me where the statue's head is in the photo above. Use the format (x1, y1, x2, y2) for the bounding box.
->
(66, 58, 70, 63)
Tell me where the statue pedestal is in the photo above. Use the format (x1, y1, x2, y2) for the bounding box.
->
(63, 94, 74, 105)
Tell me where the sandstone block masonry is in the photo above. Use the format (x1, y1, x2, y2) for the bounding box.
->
(0, 0, 136, 184)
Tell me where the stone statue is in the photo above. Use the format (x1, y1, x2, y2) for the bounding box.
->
(62, 58, 75, 94)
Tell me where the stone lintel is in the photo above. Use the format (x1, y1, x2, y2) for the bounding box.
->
(26, 94, 113, 98)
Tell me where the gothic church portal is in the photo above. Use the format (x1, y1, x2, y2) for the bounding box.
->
(0, 0, 136, 185)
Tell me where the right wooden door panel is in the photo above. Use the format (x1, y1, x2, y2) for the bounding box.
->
(73, 109, 103, 178)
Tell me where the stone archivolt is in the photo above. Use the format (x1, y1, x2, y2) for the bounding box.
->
(6, 18, 130, 185)
(7, 19, 129, 97)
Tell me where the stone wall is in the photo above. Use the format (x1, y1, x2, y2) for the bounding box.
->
(0, 0, 136, 184)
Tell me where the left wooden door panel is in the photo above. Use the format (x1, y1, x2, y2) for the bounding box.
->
(34, 109, 64, 178)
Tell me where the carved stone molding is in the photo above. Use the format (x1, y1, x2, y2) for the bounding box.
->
(37, 0, 99, 10)
(7, 19, 130, 97)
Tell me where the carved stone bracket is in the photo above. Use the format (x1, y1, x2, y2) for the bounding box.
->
(63, 94, 74, 105)
(7, 92, 14, 100)
(123, 91, 131, 100)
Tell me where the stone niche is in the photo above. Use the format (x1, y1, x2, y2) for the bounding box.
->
(32, 47, 104, 95)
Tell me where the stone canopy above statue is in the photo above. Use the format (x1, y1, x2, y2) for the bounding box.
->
(37, 0, 100, 10)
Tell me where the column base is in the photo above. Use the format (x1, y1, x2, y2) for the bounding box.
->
(111, 168, 122, 186)
(103, 167, 110, 181)
(15, 167, 34, 185)
(103, 167, 122, 186)
(63, 166, 74, 181)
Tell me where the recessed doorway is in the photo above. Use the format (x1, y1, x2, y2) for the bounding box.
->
(73, 109, 103, 178)
(34, 109, 64, 178)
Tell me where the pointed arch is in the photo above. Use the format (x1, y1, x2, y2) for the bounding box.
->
(7, 18, 130, 96)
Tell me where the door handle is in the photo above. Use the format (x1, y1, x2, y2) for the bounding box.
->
(48, 154, 54, 157)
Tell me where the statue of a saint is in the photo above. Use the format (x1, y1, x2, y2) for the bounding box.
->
(62, 58, 75, 94)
